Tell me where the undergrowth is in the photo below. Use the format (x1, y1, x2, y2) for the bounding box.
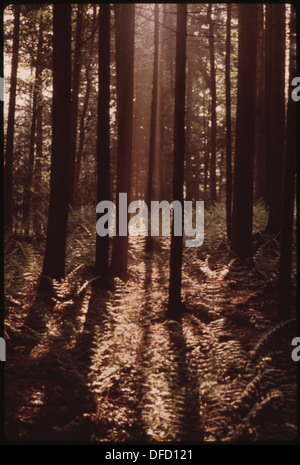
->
(4, 201, 297, 442)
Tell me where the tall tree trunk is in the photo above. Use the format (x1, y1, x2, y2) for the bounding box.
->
(22, 74, 36, 236)
(33, 94, 43, 236)
(69, 4, 84, 207)
(146, 4, 159, 252)
(95, 4, 111, 287)
(203, 93, 209, 194)
(231, 4, 257, 259)
(278, 7, 296, 319)
(73, 6, 97, 208)
(266, 5, 286, 235)
(5, 5, 20, 232)
(158, 4, 166, 201)
(110, 4, 135, 280)
(185, 55, 194, 203)
(165, 3, 176, 203)
(73, 65, 92, 207)
(39, 4, 72, 289)
(22, 13, 44, 236)
(254, 5, 266, 203)
(264, 4, 272, 208)
(225, 3, 232, 242)
(207, 4, 217, 204)
(167, 3, 187, 317)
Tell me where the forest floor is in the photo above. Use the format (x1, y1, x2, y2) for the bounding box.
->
(4, 204, 298, 443)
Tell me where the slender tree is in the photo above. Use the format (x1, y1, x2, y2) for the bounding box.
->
(225, 3, 232, 242)
(185, 54, 195, 203)
(69, 4, 84, 206)
(146, 3, 159, 252)
(72, 5, 97, 207)
(5, 5, 21, 232)
(254, 4, 266, 203)
(279, 7, 296, 319)
(265, 5, 286, 234)
(167, 3, 187, 317)
(164, 3, 176, 204)
(231, 4, 257, 259)
(22, 10, 44, 236)
(39, 4, 72, 289)
(264, 4, 272, 208)
(207, 4, 217, 204)
(33, 78, 43, 236)
(110, 4, 135, 280)
(158, 4, 166, 201)
(203, 93, 209, 194)
(95, 4, 111, 287)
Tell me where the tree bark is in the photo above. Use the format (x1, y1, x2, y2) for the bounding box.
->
(279, 7, 296, 319)
(72, 6, 97, 208)
(39, 4, 72, 289)
(265, 5, 286, 234)
(110, 4, 135, 280)
(5, 5, 21, 232)
(158, 4, 166, 201)
(225, 3, 232, 242)
(22, 13, 44, 236)
(95, 4, 111, 287)
(185, 55, 195, 203)
(33, 91, 43, 236)
(264, 4, 272, 208)
(254, 4, 266, 203)
(69, 4, 84, 207)
(207, 4, 217, 204)
(146, 4, 159, 252)
(203, 93, 209, 194)
(167, 3, 187, 316)
(231, 4, 257, 259)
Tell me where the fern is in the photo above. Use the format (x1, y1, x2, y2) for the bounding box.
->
(5, 235, 42, 299)
(252, 199, 268, 233)
(250, 319, 297, 359)
(253, 235, 280, 282)
(52, 265, 86, 302)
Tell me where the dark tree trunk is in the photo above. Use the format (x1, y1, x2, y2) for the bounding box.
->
(167, 3, 187, 317)
(22, 14, 44, 236)
(110, 4, 135, 280)
(165, 3, 176, 203)
(207, 4, 217, 204)
(264, 4, 272, 208)
(279, 7, 296, 320)
(22, 76, 36, 236)
(254, 4, 266, 203)
(203, 93, 208, 194)
(4, 5, 20, 232)
(39, 4, 72, 289)
(225, 3, 232, 242)
(231, 4, 257, 259)
(158, 4, 166, 201)
(95, 4, 111, 287)
(185, 55, 194, 203)
(73, 6, 97, 208)
(69, 4, 84, 206)
(33, 95, 43, 236)
(73, 66, 92, 207)
(265, 5, 286, 234)
(146, 3, 159, 252)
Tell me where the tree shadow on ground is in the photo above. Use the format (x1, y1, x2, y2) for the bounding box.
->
(132, 241, 203, 442)
(166, 316, 203, 442)
(130, 252, 156, 441)
(5, 285, 110, 442)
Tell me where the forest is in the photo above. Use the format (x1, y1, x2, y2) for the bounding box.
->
(3, 3, 298, 443)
